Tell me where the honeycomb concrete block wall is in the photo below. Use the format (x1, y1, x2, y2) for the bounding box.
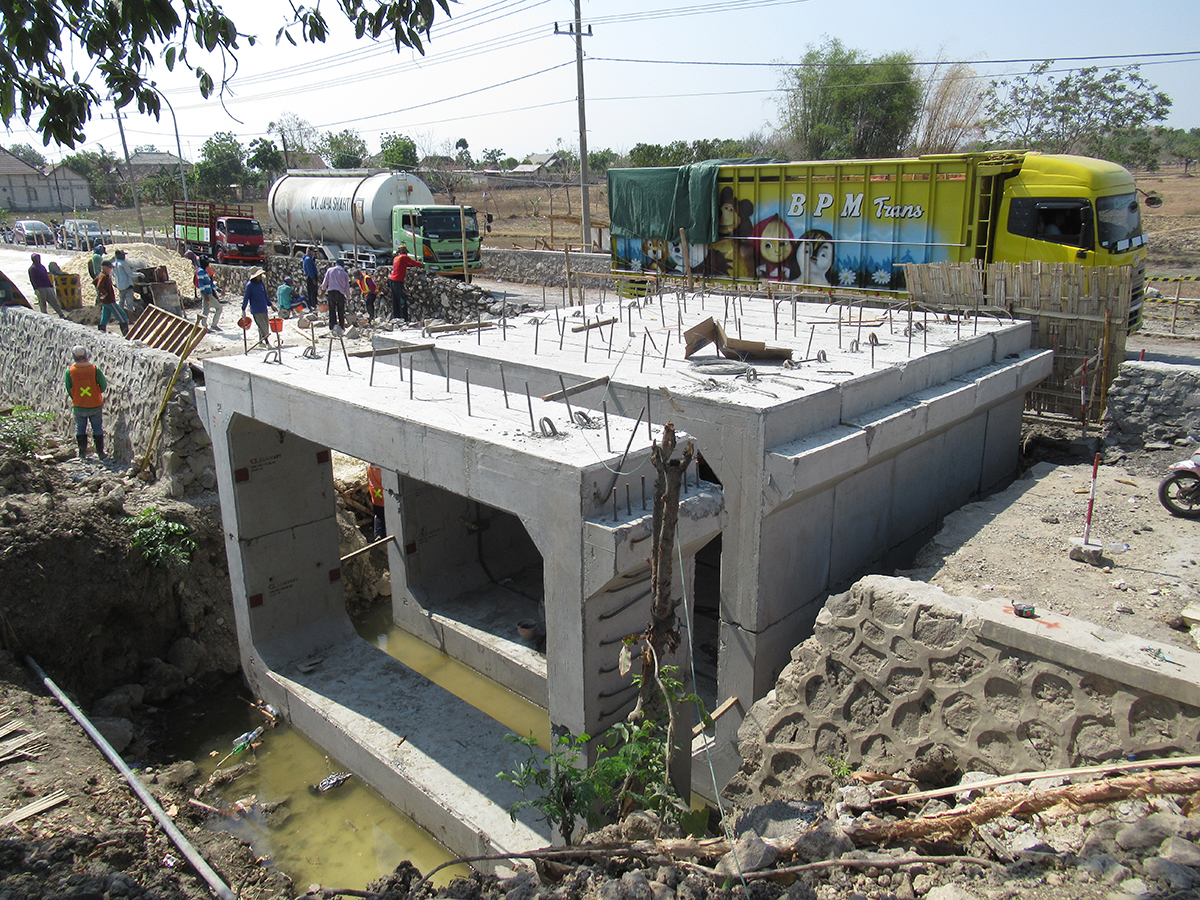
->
(0, 307, 212, 493)
(724, 575, 1200, 806)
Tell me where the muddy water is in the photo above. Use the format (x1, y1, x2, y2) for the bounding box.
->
(170, 609, 549, 890)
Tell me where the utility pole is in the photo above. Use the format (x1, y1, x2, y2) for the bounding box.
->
(113, 102, 146, 239)
(159, 93, 189, 202)
(556, 7, 592, 250)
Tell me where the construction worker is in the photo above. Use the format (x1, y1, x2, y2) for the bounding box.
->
(388, 246, 423, 322)
(95, 260, 129, 336)
(65, 345, 107, 459)
(354, 269, 378, 323)
(367, 464, 386, 539)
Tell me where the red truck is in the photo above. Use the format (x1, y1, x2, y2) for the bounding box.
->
(173, 201, 265, 264)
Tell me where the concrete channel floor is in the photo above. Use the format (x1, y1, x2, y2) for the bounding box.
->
(273, 634, 550, 859)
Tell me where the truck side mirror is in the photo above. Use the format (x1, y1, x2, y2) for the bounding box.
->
(486, 213, 494, 224)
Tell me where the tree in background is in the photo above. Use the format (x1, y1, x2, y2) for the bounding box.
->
(776, 37, 921, 160)
(194, 132, 246, 199)
(626, 139, 752, 168)
(248, 138, 285, 187)
(380, 133, 419, 170)
(983, 61, 1171, 168)
(318, 129, 368, 168)
(3, 0, 449, 148)
(1158, 127, 1200, 174)
(588, 148, 620, 174)
(911, 61, 987, 154)
(138, 168, 186, 204)
(269, 113, 319, 167)
(454, 137, 472, 168)
(480, 148, 505, 169)
(62, 148, 122, 204)
(6, 144, 47, 168)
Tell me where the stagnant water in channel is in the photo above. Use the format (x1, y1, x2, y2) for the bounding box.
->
(165, 604, 550, 891)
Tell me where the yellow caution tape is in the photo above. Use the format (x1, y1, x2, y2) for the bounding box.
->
(1148, 275, 1200, 282)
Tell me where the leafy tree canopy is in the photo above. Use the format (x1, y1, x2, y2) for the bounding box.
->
(1157, 127, 1200, 174)
(983, 61, 1171, 168)
(4, 0, 450, 149)
(380, 132, 418, 170)
(480, 148, 505, 168)
(63, 147, 122, 203)
(587, 148, 620, 174)
(318, 128, 368, 169)
(194, 131, 246, 197)
(626, 139, 750, 168)
(6, 144, 47, 168)
(776, 37, 921, 160)
(247, 137, 284, 174)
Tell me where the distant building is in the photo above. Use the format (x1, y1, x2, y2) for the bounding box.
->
(510, 153, 567, 177)
(0, 147, 92, 213)
(45, 164, 93, 211)
(118, 150, 194, 184)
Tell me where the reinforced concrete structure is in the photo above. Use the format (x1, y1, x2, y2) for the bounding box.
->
(197, 290, 1050, 862)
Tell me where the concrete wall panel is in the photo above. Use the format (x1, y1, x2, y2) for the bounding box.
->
(829, 458, 896, 589)
(980, 397, 1025, 495)
(840, 366, 903, 421)
(756, 491, 834, 631)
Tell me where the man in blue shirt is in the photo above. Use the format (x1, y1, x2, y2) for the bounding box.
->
(302, 250, 319, 312)
(196, 257, 222, 331)
(242, 267, 273, 345)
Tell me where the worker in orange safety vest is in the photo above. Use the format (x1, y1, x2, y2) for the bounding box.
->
(367, 464, 386, 539)
(64, 344, 107, 459)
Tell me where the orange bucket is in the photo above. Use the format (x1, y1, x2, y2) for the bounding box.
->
(237, 316, 252, 330)
(269, 317, 284, 333)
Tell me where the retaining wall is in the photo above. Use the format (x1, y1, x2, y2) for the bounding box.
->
(725, 575, 1200, 806)
(0, 307, 213, 495)
(481, 248, 612, 288)
(1105, 360, 1200, 446)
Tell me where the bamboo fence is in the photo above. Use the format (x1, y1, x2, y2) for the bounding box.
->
(903, 261, 1132, 424)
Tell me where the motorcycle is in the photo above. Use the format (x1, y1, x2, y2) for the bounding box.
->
(1159, 449, 1200, 518)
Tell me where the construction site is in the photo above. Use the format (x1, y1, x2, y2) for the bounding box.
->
(0, 241, 1199, 900)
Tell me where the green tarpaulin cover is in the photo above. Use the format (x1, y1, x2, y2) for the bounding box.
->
(607, 159, 784, 244)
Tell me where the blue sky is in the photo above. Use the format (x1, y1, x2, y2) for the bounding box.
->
(7, 0, 1199, 164)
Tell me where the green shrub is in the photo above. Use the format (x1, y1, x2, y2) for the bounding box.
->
(0, 407, 52, 456)
(127, 508, 196, 569)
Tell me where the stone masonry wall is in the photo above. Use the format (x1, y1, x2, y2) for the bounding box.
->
(482, 248, 613, 289)
(724, 575, 1200, 807)
(0, 307, 212, 496)
(1105, 360, 1200, 446)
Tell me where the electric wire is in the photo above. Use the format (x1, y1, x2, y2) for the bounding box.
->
(675, 533, 750, 897)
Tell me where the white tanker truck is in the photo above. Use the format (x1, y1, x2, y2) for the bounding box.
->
(266, 170, 490, 274)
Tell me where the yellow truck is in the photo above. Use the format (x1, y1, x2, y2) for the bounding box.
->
(608, 151, 1153, 326)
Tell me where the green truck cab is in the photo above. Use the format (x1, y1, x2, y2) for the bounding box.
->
(391, 205, 490, 276)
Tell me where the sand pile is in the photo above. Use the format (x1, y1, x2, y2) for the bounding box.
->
(60, 243, 197, 289)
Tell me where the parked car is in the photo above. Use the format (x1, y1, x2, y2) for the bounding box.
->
(13, 219, 54, 245)
(60, 218, 105, 251)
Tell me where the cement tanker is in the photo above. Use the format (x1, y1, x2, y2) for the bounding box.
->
(268, 170, 434, 266)
(267, 170, 489, 275)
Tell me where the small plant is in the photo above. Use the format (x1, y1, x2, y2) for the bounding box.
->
(127, 508, 196, 569)
(825, 755, 854, 784)
(0, 406, 52, 456)
(499, 731, 608, 845)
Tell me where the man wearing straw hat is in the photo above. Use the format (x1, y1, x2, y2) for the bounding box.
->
(242, 267, 272, 345)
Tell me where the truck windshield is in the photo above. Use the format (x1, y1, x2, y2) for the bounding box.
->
(1095, 193, 1144, 252)
(225, 219, 263, 236)
(420, 209, 479, 239)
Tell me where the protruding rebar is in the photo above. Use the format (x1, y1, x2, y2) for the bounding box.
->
(466, 369, 472, 416)
(646, 384, 652, 440)
(501, 364, 509, 408)
(409, 356, 414, 400)
(526, 381, 535, 432)
(559, 374, 575, 425)
(534, 320, 540, 356)
(612, 487, 618, 523)
(641, 474, 646, 511)
(626, 482, 632, 517)
(807, 323, 815, 360)
(603, 400, 611, 452)
(662, 331, 670, 368)
(445, 350, 451, 393)
(640, 333, 647, 373)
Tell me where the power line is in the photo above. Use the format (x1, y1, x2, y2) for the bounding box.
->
(590, 49, 1200, 68)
